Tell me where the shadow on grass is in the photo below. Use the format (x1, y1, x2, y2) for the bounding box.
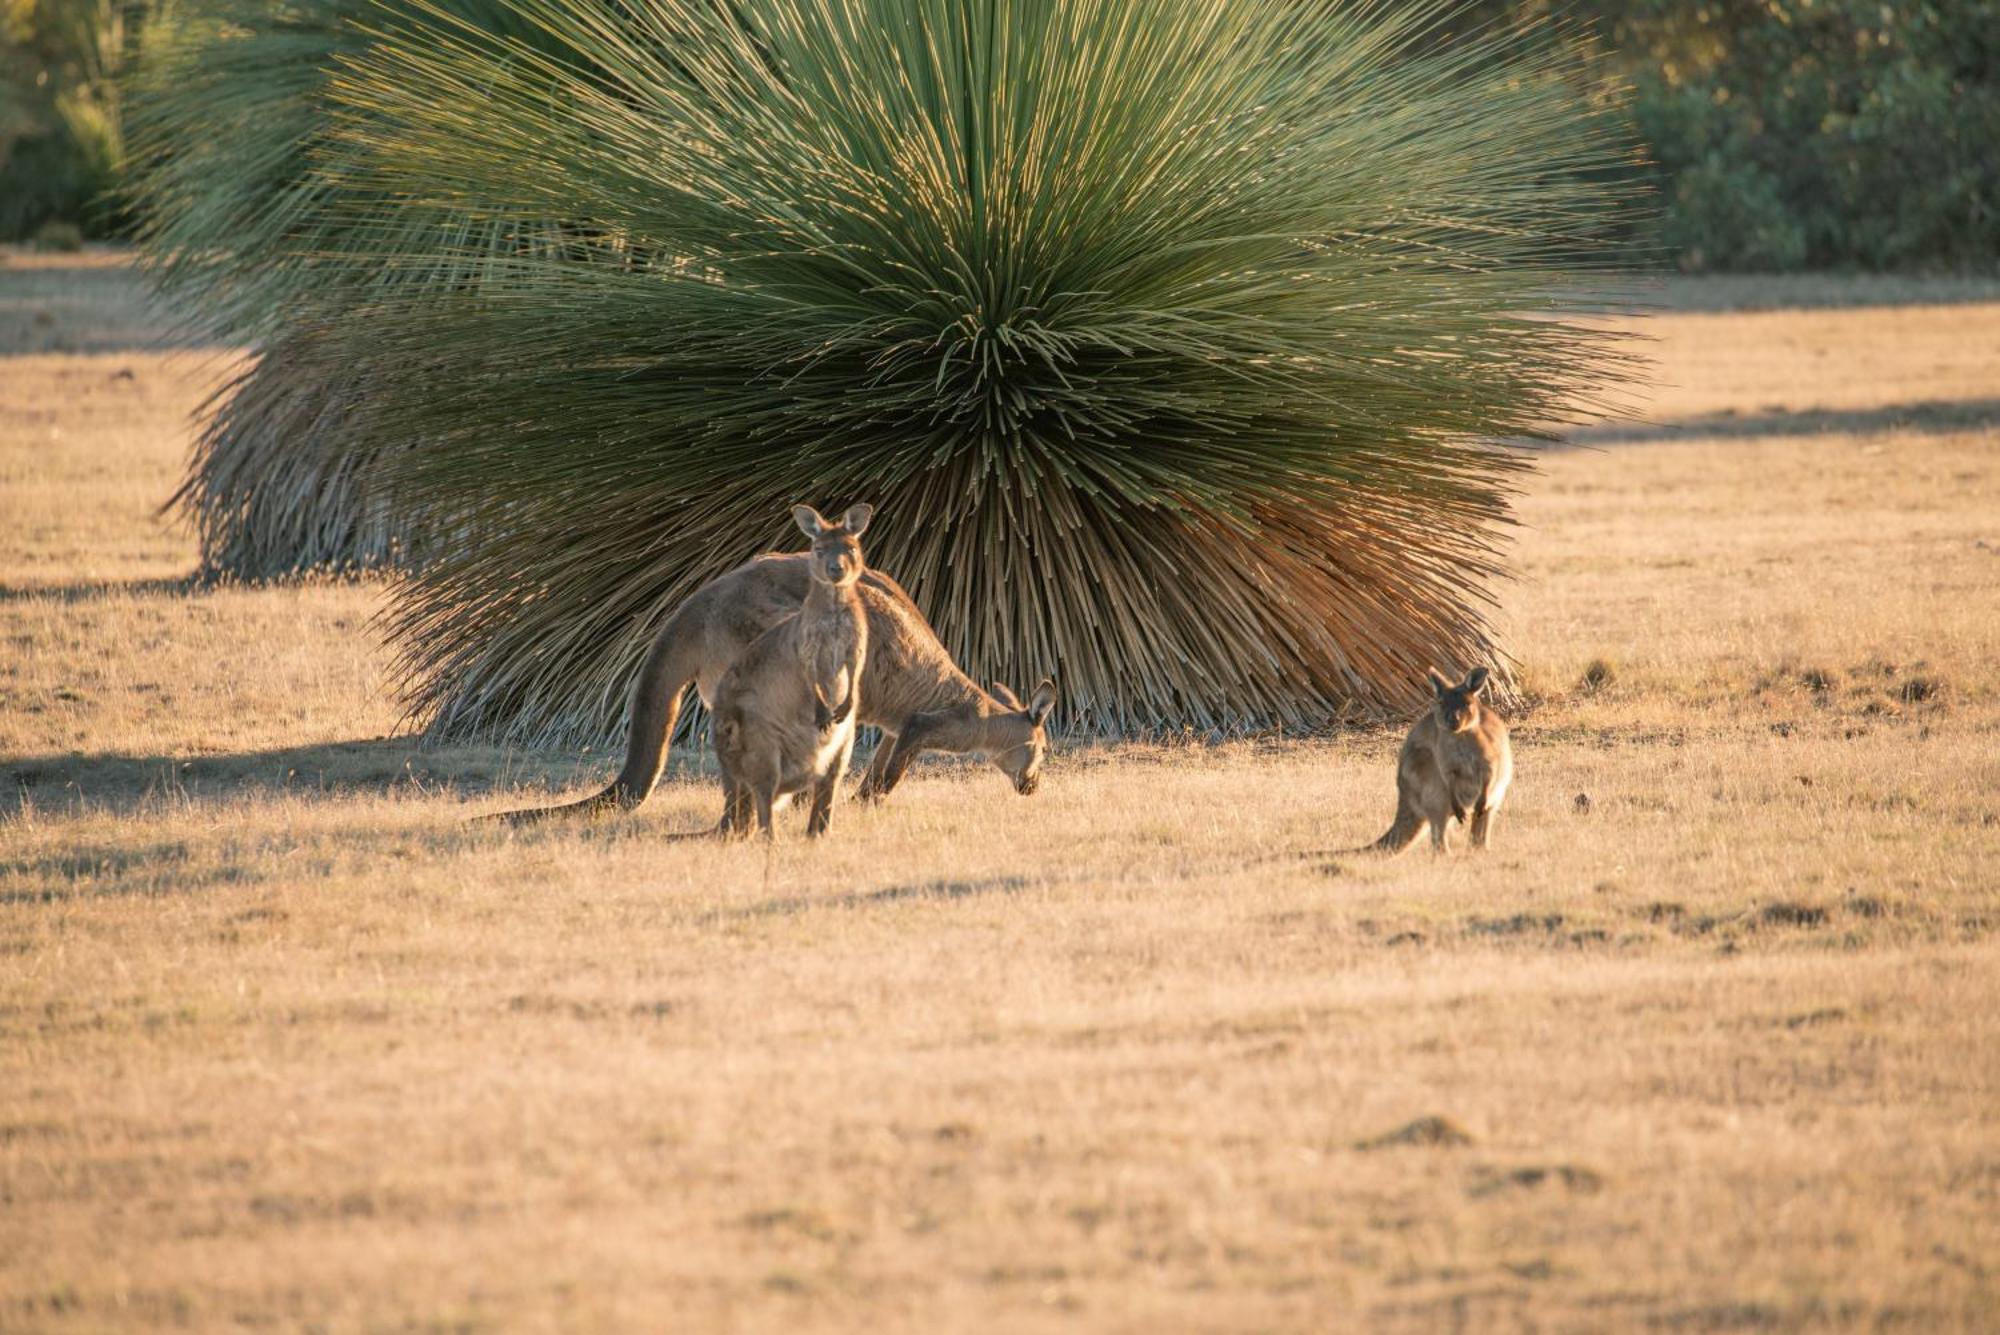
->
(0, 576, 205, 605)
(708, 874, 1034, 923)
(1564, 397, 2000, 447)
(0, 839, 265, 903)
(0, 737, 616, 819)
(0, 568, 395, 603)
(0, 253, 230, 357)
(1581, 272, 2000, 315)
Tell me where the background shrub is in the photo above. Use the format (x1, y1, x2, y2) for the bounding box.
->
(0, 0, 158, 241)
(13, 0, 1999, 268)
(1592, 0, 1999, 271)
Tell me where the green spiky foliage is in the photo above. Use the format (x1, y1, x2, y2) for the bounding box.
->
(125, 0, 571, 332)
(167, 333, 407, 578)
(321, 0, 1641, 740)
(125, 0, 355, 342)
(122, 0, 563, 578)
(125, 0, 405, 577)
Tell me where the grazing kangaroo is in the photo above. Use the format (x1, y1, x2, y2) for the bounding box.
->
(1372, 667, 1513, 855)
(712, 504, 870, 840)
(489, 547, 1054, 824)
(871, 678, 1056, 797)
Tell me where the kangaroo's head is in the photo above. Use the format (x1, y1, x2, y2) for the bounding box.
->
(1428, 666, 1491, 733)
(793, 503, 873, 588)
(984, 678, 1057, 795)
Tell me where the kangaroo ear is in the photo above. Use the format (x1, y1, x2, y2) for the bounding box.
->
(1427, 668, 1451, 698)
(1028, 678, 1057, 725)
(989, 682, 1022, 710)
(792, 504, 829, 539)
(841, 503, 873, 536)
(1463, 666, 1491, 695)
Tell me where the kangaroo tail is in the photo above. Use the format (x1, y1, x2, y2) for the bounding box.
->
(477, 607, 702, 825)
(1365, 801, 1425, 857)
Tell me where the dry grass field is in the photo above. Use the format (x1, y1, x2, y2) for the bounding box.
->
(3, 249, 1998, 1332)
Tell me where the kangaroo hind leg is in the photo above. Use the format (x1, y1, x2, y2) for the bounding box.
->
(808, 733, 855, 838)
(1469, 804, 1495, 850)
(854, 734, 896, 803)
(1427, 792, 1453, 853)
(806, 773, 837, 837)
(723, 780, 757, 839)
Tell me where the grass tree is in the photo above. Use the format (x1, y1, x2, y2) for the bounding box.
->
(123, 0, 560, 578)
(124, 0, 362, 576)
(165, 334, 404, 577)
(316, 0, 1641, 739)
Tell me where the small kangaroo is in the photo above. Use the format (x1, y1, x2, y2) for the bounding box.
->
(711, 504, 871, 840)
(1371, 667, 1513, 855)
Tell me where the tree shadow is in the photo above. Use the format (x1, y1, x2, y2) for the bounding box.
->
(0, 570, 393, 603)
(1562, 397, 2000, 448)
(0, 839, 261, 904)
(1, 737, 616, 819)
(0, 253, 228, 357)
(1577, 273, 2000, 315)
(0, 576, 205, 605)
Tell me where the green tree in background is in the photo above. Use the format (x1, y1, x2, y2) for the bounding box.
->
(19, 1, 2000, 262)
(1534, 0, 1999, 270)
(0, 0, 158, 239)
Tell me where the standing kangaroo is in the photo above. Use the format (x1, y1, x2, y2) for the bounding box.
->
(489, 548, 1055, 824)
(1372, 667, 1513, 855)
(712, 504, 870, 840)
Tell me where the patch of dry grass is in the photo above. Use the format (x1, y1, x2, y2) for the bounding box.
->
(2, 257, 1997, 1330)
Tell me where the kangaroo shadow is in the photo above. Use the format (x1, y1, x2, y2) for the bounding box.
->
(707, 874, 1034, 923)
(1, 737, 614, 819)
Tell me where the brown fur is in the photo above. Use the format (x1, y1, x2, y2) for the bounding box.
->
(1372, 667, 1514, 855)
(711, 504, 871, 840)
(488, 546, 1053, 825)
(873, 679, 1056, 797)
